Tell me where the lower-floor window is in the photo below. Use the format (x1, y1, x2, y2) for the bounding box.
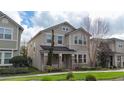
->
(4, 53, 12, 64)
(74, 54, 77, 63)
(74, 54, 87, 63)
(0, 51, 12, 64)
(84, 54, 86, 63)
(78, 54, 82, 63)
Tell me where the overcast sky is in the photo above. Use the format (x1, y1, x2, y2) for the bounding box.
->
(4, 11, 124, 42)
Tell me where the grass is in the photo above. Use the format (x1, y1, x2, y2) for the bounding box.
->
(2, 72, 124, 81)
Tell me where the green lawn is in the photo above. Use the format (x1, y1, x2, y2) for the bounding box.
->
(2, 72, 124, 81)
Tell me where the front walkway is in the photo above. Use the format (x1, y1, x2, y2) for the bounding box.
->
(0, 69, 124, 80)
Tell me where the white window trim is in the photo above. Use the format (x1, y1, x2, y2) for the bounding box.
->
(0, 27, 13, 40)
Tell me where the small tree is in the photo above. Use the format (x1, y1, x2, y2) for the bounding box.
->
(96, 41, 113, 68)
(20, 41, 28, 58)
(47, 29, 55, 66)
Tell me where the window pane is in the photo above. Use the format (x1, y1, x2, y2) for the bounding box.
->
(4, 59, 10, 64)
(5, 29, 11, 34)
(47, 35, 52, 43)
(4, 53, 11, 58)
(74, 55, 77, 63)
(58, 36, 62, 44)
(0, 28, 4, 33)
(75, 36, 77, 44)
(79, 39, 82, 44)
(0, 34, 3, 39)
(78, 54, 82, 63)
(84, 54, 86, 63)
(5, 34, 11, 39)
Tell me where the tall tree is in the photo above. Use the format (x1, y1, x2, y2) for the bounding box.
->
(47, 29, 55, 66)
(83, 17, 110, 67)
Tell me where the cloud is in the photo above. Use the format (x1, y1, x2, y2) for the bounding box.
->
(4, 11, 124, 42)
(4, 11, 22, 25)
(21, 24, 43, 42)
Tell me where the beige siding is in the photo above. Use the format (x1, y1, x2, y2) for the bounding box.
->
(0, 40, 17, 49)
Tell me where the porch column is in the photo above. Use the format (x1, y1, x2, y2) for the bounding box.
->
(42, 53, 48, 71)
(59, 53, 63, 68)
(71, 54, 75, 69)
(121, 56, 123, 68)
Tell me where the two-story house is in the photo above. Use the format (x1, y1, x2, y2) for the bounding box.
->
(106, 38, 124, 68)
(27, 22, 91, 71)
(0, 11, 24, 66)
(91, 38, 124, 68)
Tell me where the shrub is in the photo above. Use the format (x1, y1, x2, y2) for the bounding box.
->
(10, 56, 29, 67)
(66, 72, 74, 80)
(14, 67, 29, 74)
(27, 57, 32, 67)
(85, 74, 97, 81)
(45, 66, 63, 72)
(0, 67, 30, 75)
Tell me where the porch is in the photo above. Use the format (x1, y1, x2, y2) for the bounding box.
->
(40, 46, 76, 71)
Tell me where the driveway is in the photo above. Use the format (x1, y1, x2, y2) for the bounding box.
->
(0, 69, 124, 80)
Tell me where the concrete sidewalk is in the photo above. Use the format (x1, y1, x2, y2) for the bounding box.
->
(0, 69, 124, 80)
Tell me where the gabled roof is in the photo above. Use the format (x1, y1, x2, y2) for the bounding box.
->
(40, 45, 75, 52)
(28, 21, 76, 43)
(65, 27, 91, 36)
(0, 11, 24, 31)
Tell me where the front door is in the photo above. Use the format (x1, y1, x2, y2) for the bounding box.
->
(62, 54, 71, 69)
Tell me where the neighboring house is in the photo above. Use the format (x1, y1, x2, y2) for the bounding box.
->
(91, 38, 124, 68)
(106, 38, 124, 68)
(0, 11, 24, 66)
(27, 22, 91, 71)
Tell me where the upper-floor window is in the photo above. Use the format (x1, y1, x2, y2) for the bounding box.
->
(79, 37, 82, 44)
(118, 44, 123, 48)
(62, 27, 69, 31)
(74, 36, 78, 44)
(46, 34, 52, 43)
(0, 27, 12, 40)
(57, 36, 63, 44)
(74, 35, 87, 45)
(84, 36, 86, 45)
